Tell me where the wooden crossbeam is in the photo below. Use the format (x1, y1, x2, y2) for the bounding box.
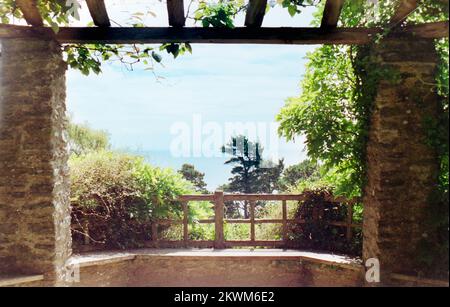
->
(0, 22, 448, 44)
(167, 0, 185, 27)
(86, 0, 111, 27)
(320, 0, 344, 29)
(245, 0, 267, 28)
(15, 0, 43, 26)
(390, 0, 418, 25)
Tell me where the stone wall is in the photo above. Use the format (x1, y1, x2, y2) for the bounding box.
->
(362, 38, 441, 284)
(0, 38, 71, 284)
(72, 255, 363, 287)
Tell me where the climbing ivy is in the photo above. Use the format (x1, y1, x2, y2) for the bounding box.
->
(418, 36, 449, 276)
(277, 0, 320, 17)
(0, 0, 74, 29)
(278, 0, 448, 197)
(194, 0, 244, 28)
(0, 0, 174, 75)
(276, 0, 449, 276)
(276, 0, 381, 198)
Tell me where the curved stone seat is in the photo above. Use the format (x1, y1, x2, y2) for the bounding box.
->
(68, 248, 364, 287)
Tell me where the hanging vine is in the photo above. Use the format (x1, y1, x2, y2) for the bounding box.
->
(0, 0, 322, 75)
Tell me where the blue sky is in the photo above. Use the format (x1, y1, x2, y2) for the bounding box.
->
(66, 1, 321, 189)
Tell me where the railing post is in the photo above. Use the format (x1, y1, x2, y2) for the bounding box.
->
(250, 200, 256, 243)
(346, 202, 353, 241)
(182, 201, 189, 248)
(282, 200, 288, 245)
(83, 219, 90, 245)
(151, 223, 158, 248)
(214, 190, 225, 249)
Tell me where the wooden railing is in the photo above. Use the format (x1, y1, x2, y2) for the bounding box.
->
(147, 191, 361, 249)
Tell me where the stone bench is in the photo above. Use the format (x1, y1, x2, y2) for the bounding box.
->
(68, 248, 364, 287)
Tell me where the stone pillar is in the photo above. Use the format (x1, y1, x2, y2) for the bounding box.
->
(0, 38, 71, 284)
(362, 38, 440, 284)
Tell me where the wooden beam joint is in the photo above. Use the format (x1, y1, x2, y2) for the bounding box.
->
(86, 0, 111, 27)
(167, 0, 185, 27)
(16, 0, 43, 26)
(321, 0, 345, 29)
(391, 0, 418, 26)
(245, 0, 268, 28)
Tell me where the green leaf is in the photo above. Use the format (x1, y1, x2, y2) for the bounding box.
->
(202, 19, 210, 27)
(185, 43, 193, 54)
(151, 51, 162, 63)
(288, 5, 297, 17)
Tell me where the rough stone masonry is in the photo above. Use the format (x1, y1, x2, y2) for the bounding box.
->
(0, 38, 71, 284)
(362, 37, 441, 284)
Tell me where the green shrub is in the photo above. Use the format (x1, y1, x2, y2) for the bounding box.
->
(68, 122, 110, 156)
(288, 188, 362, 256)
(162, 201, 215, 241)
(70, 151, 195, 249)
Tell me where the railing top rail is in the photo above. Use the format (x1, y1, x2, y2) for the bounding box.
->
(178, 192, 360, 204)
(224, 194, 306, 201)
(178, 195, 215, 201)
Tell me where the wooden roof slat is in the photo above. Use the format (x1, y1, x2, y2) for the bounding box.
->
(245, 0, 268, 28)
(15, 0, 43, 26)
(0, 22, 447, 44)
(167, 0, 185, 27)
(320, 0, 345, 29)
(390, 0, 418, 25)
(86, 0, 111, 27)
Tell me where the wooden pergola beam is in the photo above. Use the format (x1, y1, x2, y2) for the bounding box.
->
(15, 0, 43, 26)
(0, 22, 447, 45)
(245, 0, 268, 28)
(167, 0, 185, 27)
(86, 0, 111, 27)
(390, 0, 418, 25)
(320, 0, 345, 29)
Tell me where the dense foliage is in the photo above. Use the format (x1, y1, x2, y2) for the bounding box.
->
(67, 122, 216, 248)
(1, 0, 74, 28)
(277, 0, 449, 272)
(277, 44, 365, 197)
(289, 188, 362, 255)
(70, 151, 195, 249)
(194, 0, 244, 28)
(277, 0, 449, 197)
(178, 163, 209, 194)
(278, 159, 320, 191)
(68, 122, 110, 156)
